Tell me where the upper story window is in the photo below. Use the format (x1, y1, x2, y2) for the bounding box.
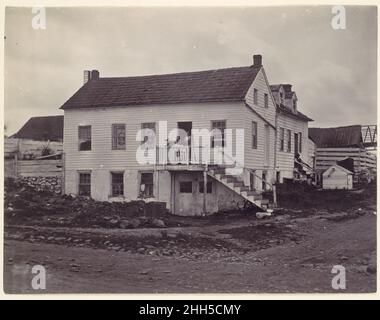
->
(141, 122, 156, 147)
(264, 93, 269, 108)
(211, 120, 226, 148)
(78, 125, 91, 151)
(287, 129, 292, 152)
(253, 88, 258, 105)
(112, 124, 126, 150)
(280, 91, 284, 105)
(293, 99, 297, 112)
(252, 121, 258, 149)
(280, 128, 285, 151)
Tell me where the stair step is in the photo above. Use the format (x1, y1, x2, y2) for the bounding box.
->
(240, 186, 250, 192)
(261, 199, 270, 205)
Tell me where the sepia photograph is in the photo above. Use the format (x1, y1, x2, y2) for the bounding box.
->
(2, 3, 377, 296)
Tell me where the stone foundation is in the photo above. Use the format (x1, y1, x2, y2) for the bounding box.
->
(19, 176, 62, 194)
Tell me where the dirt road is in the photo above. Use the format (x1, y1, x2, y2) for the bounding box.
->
(3, 212, 376, 294)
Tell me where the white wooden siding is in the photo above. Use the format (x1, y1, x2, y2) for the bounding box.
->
(275, 113, 309, 178)
(243, 68, 276, 172)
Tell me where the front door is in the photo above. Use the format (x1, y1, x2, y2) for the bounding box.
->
(294, 133, 299, 155)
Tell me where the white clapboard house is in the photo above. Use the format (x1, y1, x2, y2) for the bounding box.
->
(60, 55, 313, 215)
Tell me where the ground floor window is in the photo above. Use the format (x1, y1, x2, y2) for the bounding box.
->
(111, 172, 124, 196)
(78, 172, 91, 196)
(199, 181, 212, 193)
(140, 172, 154, 197)
(179, 181, 193, 193)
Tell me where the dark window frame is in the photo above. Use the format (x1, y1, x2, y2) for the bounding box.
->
(111, 172, 124, 197)
(140, 172, 154, 198)
(264, 93, 269, 108)
(141, 122, 156, 147)
(253, 88, 258, 105)
(112, 124, 126, 150)
(179, 181, 193, 193)
(78, 125, 92, 151)
(252, 121, 258, 149)
(287, 129, 292, 153)
(211, 120, 226, 148)
(78, 172, 91, 196)
(280, 128, 285, 151)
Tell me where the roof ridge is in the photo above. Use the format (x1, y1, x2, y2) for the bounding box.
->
(98, 65, 257, 80)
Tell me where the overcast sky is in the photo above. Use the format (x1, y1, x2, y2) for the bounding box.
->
(4, 6, 377, 135)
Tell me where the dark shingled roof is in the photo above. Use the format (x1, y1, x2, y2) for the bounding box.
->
(60, 66, 261, 110)
(276, 104, 313, 122)
(308, 125, 363, 148)
(12, 115, 64, 142)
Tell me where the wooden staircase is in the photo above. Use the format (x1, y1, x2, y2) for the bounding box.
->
(207, 167, 272, 212)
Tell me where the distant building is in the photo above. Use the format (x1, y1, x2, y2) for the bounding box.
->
(11, 115, 64, 142)
(309, 125, 376, 184)
(322, 164, 353, 190)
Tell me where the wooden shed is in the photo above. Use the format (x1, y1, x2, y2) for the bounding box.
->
(322, 164, 353, 190)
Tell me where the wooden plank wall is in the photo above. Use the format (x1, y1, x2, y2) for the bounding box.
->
(18, 159, 62, 177)
(315, 147, 376, 173)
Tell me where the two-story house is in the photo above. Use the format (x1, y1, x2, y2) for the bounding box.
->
(270, 84, 313, 182)
(60, 54, 311, 215)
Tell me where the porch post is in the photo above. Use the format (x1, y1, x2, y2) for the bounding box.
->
(203, 166, 207, 215)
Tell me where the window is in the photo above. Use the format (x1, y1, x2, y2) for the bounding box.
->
(252, 121, 258, 149)
(287, 129, 292, 152)
(262, 171, 267, 191)
(111, 172, 124, 197)
(78, 172, 91, 196)
(299, 132, 302, 153)
(264, 93, 269, 108)
(78, 126, 91, 151)
(112, 124, 126, 150)
(253, 88, 258, 105)
(199, 181, 212, 193)
(293, 99, 297, 112)
(280, 128, 285, 151)
(179, 181, 192, 193)
(276, 171, 281, 183)
(211, 120, 226, 148)
(280, 92, 284, 105)
(141, 122, 156, 147)
(140, 172, 154, 197)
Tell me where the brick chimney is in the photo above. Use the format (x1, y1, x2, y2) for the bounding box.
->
(253, 54, 262, 67)
(91, 70, 100, 80)
(283, 84, 292, 92)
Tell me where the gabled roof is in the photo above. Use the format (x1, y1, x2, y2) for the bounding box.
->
(11, 115, 64, 142)
(323, 164, 353, 175)
(309, 125, 363, 148)
(61, 66, 262, 110)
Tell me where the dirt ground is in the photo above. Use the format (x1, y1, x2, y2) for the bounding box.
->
(4, 208, 376, 293)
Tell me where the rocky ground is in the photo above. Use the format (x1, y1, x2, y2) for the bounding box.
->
(3, 180, 377, 293)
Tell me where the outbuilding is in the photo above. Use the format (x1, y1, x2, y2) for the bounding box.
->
(322, 164, 353, 190)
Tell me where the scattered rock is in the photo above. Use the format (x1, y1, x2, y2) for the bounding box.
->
(152, 219, 166, 228)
